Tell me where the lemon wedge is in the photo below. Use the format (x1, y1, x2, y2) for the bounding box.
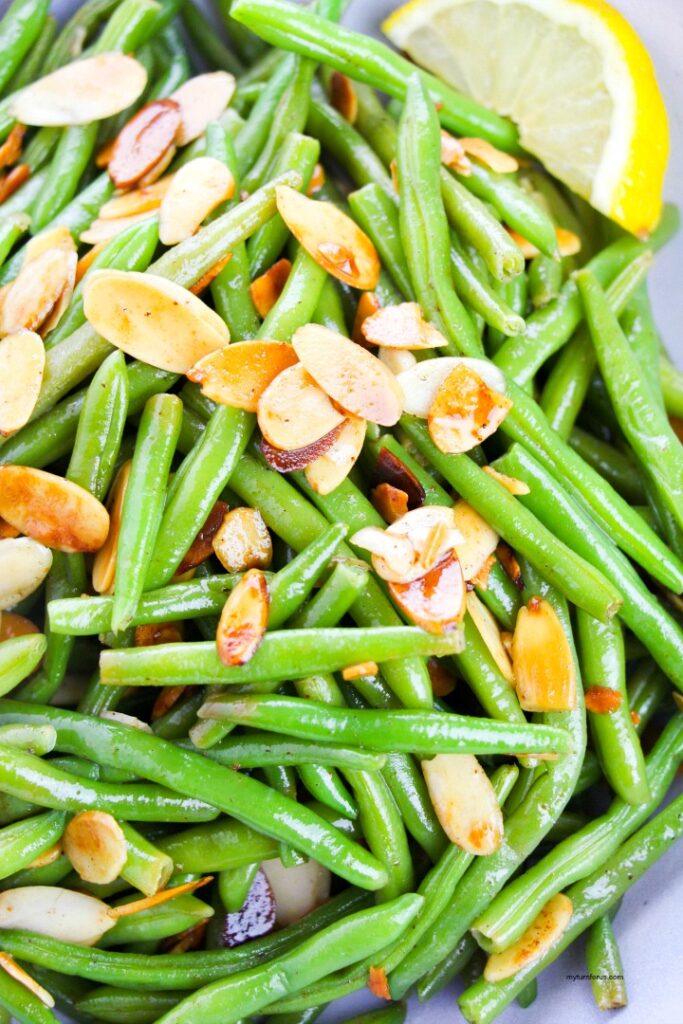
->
(383, 0, 669, 235)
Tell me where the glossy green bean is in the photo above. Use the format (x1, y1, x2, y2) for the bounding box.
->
(76, 986, 182, 1024)
(100, 893, 214, 949)
(0, 952, 58, 1023)
(180, 1, 242, 74)
(416, 932, 479, 1001)
(0, 0, 50, 93)
(528, 253, 563, 308)
(567, 427, 645, 503)
(585, 911, 627, 1011)
(307, 95, 393, 195)
(0, 636, 47, 696)
(290, 561, 368, 630)
(118, 820, 174, 896)
(0, 810, 65, 881)
(347, 183, 414, 299)
(67, 350, 129, 501)
(456, 164, 557, 258)
(2, 14, 56, 94)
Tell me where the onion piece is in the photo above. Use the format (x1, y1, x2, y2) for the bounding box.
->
(261, 858, 331, 927)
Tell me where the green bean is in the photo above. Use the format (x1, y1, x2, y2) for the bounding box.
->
(157, 819, 278, 873)
(0, 724, 56, 754)
(0, 953, 58, 1023)
(233, 55, 296, 176)
(259, 245, 327, 340)
(567, 427, 645, 503)
(585, 911, 627, 1010)
(621, 284, 663, 403)
(180, 1, 242, 75)
(339, 1008, 406, 1024)
(456, 163, 557, 258)
(21, 126, 59, 173)
(67, 350, 130, 501)
(416, 933, 479, 1001)
(76, 987, 182, 1024)
(2, 14, 56, 94)
(351, 80, 398, 169)
(306, 95, 394, 196)
(218, 861, 259, 913)
(0, 0, 50, 94)
(660, 354, 683, 419)
(100, 893, 214, 949)
(313, 275, 349, 333)
(118, 820, 174, 897)
(528, 254, 563, 307)
(43, 0, 117, 73)
(0, 810, 65, 881)
(0, 636, 46, 696)
(347, 183, 413, 300)
(289, 561, 368, 630)
(450, 235, 526, 335)
(0, 214, 28, 270)
(454, 614, 527, 726)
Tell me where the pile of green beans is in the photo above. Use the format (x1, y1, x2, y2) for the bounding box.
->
(0, 0, 682, 1021)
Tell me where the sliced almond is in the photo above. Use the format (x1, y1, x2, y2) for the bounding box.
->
(0, 466, 109, 553)
(24, 226, 75, 262)
(159, 157, 234, 246)
(0, 953, 55, 1007)
(0, 125, 26, 170)
(512, 597, 577, 712)
(41, 251, 78, 335)
(0, 248, 76, 334)
(498, 542, 524, 591)
(216, 568, 269, 667)
(380, 349, 421, 377)
(584, 686, 623, 714)
(257, 362, 345, 451)
(459, 137, 518, 174)
(342, 661, 379, 680)
(108, 100, 181, 190)
(508, 227, 580, 259)
(361, 302, 446, 350)
(138, 143, 177, 188)
(189, 254, 232, 296)
(389, 551, 466, 634)
(368, 965, 391, 1001)
(483, 465, 530, 495)
(467, 591, 514, 683)
(304, 414, 367, 495)
(0, 538, 52, 611)
(329, 71, 358, 123)
(276, 185, 380, 290)
(422, 753, 503, 854)
(453, 499, 499, 581)
(64, 811, 127, 885)
(99, 176, 173, 219)
(249, 258, 291, 319)
(0, 886, 117, 945)
(0, 612, 40, 640)
(212, 507, 273, 574)
(9, 54, 147, 127)
(28, 842, 63, 869)
(353, 505, 461, 583)
(428, 363, 512, 454)
(484, 894, 573, 981)
(0, 330, 45, 435)
(261, 421, 345, 473)
(92, 461, 130, 594)
(262, 858, 331, 927)
(372, 447, 425, 510)
(177, 499, 230, 575)
(0, 164, 30, 205)
(188, 339, 298, 413)
(0, 517, 20, 540)
(83, 269, 229, 373)
(352, 291, 381, 347)
(371, 482, 410, 524)
(170, 72, 236, 146)
(440, 130, 472, 175)
(75, 242, 107, 284)
(396, 357, 506, 418)
(152, 684, 187, 721)
(351, 526, 417, 583)
(306, 163, 326, 197)
(80, 212, 154, 246)
(134, 622, 183, 647)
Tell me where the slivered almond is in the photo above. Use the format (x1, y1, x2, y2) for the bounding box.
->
(159, 157, 234, 245)
(512, 597, 577, 712)
(459, 137, 518, 174)
(64, 811, 127, 885)
(371, 482, 410, 524)
(396, 357, 506, 418)
(84, 269, 229, 373)
(9, 54, 147, 127)
(261, 421, 344, 473)
(352, 291, 381, 347)
(467, 591, 514, 682)
(0, 125, 26, 170)
(353, 506, 461, 584)
(257, 362, 345, 451)
(249, 258, 292, 318)
(42, 253, 77, 335)
(453, 499, 499, 581)
(170, 72, 236, 146)
(440, 130, 472, 175)
(508, 227, 580, 259)
(389, 551, 466, 634)
(24, 226, 75, 261)
(92, 461, 131, 594)
(342, 661, 378, 680)
(99, 176, 173, 219)
(292, 323, 403, 425)
(108, 100, 181, 189)
(351, 526, 416, 583)
(303, 414, 366, 495)
(75, 242, 107, 283)
(0, 466, 109, 553)
(368, 966, 391, 1001)
(422, 753, 503, 854)
(96, 139, 115, 168)
(0, 538, 52, 611)
(0, 954, 54, 1007)
(80, 212, 154, 246)
(212, 507, 273, 574)
(470, 554, 495, 590)
(0, 164, 30, 204)
(189, 254, 232, 295)
(0, 612, 39, 640)
(27, 842, 62, 869)
(584, 686, 622, 714)
(0, 248, 76, 334)
(0, 330, 45, 435)
(362, 302, 446, 350)
(189, 339, 298, 412)
(483, 465, 530, 495)
(329, 71, 358, 123)
(152, 685, 187, 721)
(373, 447, 425, 512)
(276, 185, 380, 290)
(216, 568, 269, 667)
(484, 894, 573, 981)
(498, 542, 524, 591)
(0, 517, 20, 540)
(306, 163, 326, 196)
(138, 144, 177, 188)
(177, 499, 230, 575)
(428, 363, 512, 454)
(262, 858, 330, 927)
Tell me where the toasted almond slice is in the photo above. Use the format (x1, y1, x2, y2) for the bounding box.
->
(134, 622, 184, 647)
(388, 505, 462, 574)
(329, 71, 358, 123)
(108, 100, 181, 190)
(428, 656, 456, 697)
(262, 858, 331, 927)
(483, 465, 530, 495)
(189, 340, 298, 412)
(484, 894, 573, 981)
(159, 157, 234, 246)
(24, 226, 75, 262)
(389, 551, 466, 634)
(189, 254, 232, 296)
(84, 269, 229, 373)
(428, 363, 512, 454)
(453, 499, 499, 582)
(508, 227, 580, 259)
(64, 811, 127, 885)
(276, 185, 380, 290)
(303, 414, 366, 496)
(0, 886, 117, 945)
(341, 661, 379, 680)
(0, 953, 55, 1007)
(372, 447, 425, 510)
(584, 685, 623, 714)
(92, 461, 130, 594)
(10, 54, 147, 127)
(0, 517, 20, 540)
(261, 421, 345, 473)
(75, 242, 107, 283)
(306, 163, 326, 197)
(470, 554, 496, 590)
(396, 357, 506, 417)
(212, 507, 273, 574)
(257, 362, 345, 451)
(27, 841, 62, 869)
(152, 684, 187, 721)
(0, 612, 39, 640)
(99, 176, 173, 219)
(361, 302, 446, 350)
(42, 251, 78, 335)
(216, 568, 270, 667)
(0, 330, 45, 435)
(0, 164, 29, 204)
(0, 538, 52, 611)
(170, 72, 235, 146)
(0, 125, 26, 170)
(0, 466, 109, 553)
(100, 710, 153, 733)
(371, 482, 410, 524)
(440, 130, 472, 175)
(249, 258, 291, 319)
(378, 348, 418, 379)
(96, 138, 115, 168)
(352, 291, 381, 347)
(422, 753, 503, 854)
(498, 542, 524, 591)
(512, 596, 577, 712)
(467, 591, 514, 683)
(0, 248, 75, 334)
(459, 137, 518, 174)
(351, 526, 416, 583)
(368, 965, 391, 1001)
(292, 324, 403, 426)
(353, 506, 461, 584)
(177, 499, 230, 575)
(138, 144, 177, 188)
(80, 212, 154, 246)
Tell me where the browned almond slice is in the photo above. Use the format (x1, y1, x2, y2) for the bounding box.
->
(361, 302, 446, 350)
(42, 252, 78, 335)
(24, 225, 75, 262)
(0, 125, 25, 170)
(99, 176, 173, 220)
(92, 461, 131, 593)
(0, 954, 54, 1007)
(372, 446, 425, 510)
(470, 554, 496, 590)
(108, 100, 181, 190)
(80, 212, 154, 246)
(459, 137, 518, 174)
(170, 72, 236, 146)
(177, 499, 230, 575)
(292, 324, 403, 426)
(453, 499, 498, 581)
(0, 248, 75, 334)
(498, 541, 524, 591)
(0, 517, 20, 540)
(262, 858, 331, 927)
(257, 362, 345, 451)
(351, 526, 415, 582)
(96, 139, 116, 169)
(329, 71, 358, 123)
(64, 810, 127, 885)
(261, 421, 344, 473)
(0, 466, 109, 553)
(341, 661, 378, 680)
(508, 227, 580, 259)
(138, 144, 177, 188)
(352, 291, 381, 347)
(27, 841, 62, 868)
(152, 684, 188, 722)
(0, 330, 45, 435)
(84, 269, 229, 373)
(216, 567, 269, 666)
(134, 622, 184, 647)
(466, 591, 514, 683)
(303, 414, 366, 496)
(189, 254, 232, 296)
(512, 596, 577, 712)
(75, 242, 107, 284)
(428, 362, 512, 454)
(388, 551, 466, 634)
(276, 185, 380, 290)
(249, 258, 292, 319)
(9, 54, 147, 127)
(422, 753, 503, 854)
(189, 340, 298, 412)
(0, 164, 29, 205)
(440, 130, 472, 175)
(396, 357, 506, 417)
(159, 157, 234, 246)
(483, 465, 530, 495)
(353, 505, 461, 583)
(584, 685, 623, 714)
(371, 482, 410, 524)
(484, 894, 573, 981)
(378, 347, 417, 375)
(306, 163, 326, 197)
(0, 612, 40, 640)
(212, 507, 273, 574)
(368, 966, 391, 1001)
